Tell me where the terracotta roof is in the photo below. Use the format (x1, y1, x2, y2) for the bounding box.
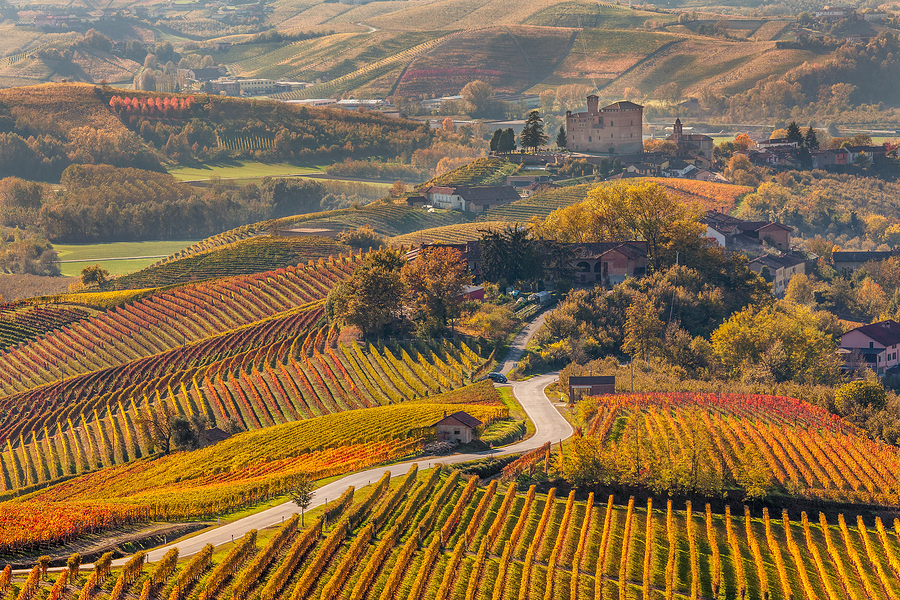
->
(749, 254, 805, 269)
(569, 375, 616, 386)
(603, 101, 643, 110)
(843, 320, 900, 347)
(833, 250, 898, 263)
(433, 411, 482, 428)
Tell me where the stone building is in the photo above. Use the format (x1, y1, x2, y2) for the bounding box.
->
(565, 97, 643, 154)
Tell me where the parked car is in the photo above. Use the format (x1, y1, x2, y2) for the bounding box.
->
(485, 372, 508, 383)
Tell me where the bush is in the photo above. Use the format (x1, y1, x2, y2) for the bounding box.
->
(834, 380, 887, 414)
(481, 419, 526, 447)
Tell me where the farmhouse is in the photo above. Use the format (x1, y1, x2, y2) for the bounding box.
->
(433, 411, 482, 444)
(703, 212, 791, 252)
(748, 254, 806, 296)
(840, 320, 900, 375)
(568, 376, 616, 404)
(832, 249, 900, 273)
(573, 242, 648, 286)
(421, 185, 520, 213)
(565, 97, 643, 154)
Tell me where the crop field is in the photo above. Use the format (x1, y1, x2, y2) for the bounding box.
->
(105, 236, 351, 290)
(600, 38, 814, 98)
(537, 28, 678, 90)
(393, 27, 574, 97)
(480, 183, 595, 222)
(587, 392, 900, 507)
(10, 465, 900, 600)
(0, 303, 94, 353)
(390, 221, 510, 246)
(167, 161, 325, 182)
(525, 1, 681, 29)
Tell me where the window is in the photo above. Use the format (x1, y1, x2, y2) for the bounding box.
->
(610, 121, 614, 126)
(454, 429, 460, 435)
(870, 341, 875, 349)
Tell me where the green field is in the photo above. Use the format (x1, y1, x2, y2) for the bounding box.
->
(167, 160, 327, 182)
(53, 240, 198, 277)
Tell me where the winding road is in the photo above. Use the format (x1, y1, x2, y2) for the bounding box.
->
(94, 313, 566, 565)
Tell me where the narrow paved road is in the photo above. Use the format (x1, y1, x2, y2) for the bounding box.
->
(498, 309, 549, 376)
(126, 372, 569, 563)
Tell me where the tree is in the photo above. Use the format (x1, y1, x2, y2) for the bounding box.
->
(556, 125, 566, 149)
(401, 246, 472, 337)
(81, 264, 110, 287)
(804, 126, 820, 150)
(786, 121, 803, 145)
(854, 151, 872, 167)
(328, 248, 405, 337)
(291, 472, 316, 525)
(735, 448, 772, 500)
(489, 129, 502, 152)
(519, 111, 548, 152)
(338, 225, 384, 249)
(390, 180, 406, 197)
(479, 225, 543, 285)
(710, 301, 841, 384)
(139, 401, 176, 455)
(622, 294, 664, 360)
(171, 415, 199, 450)
(460, 80, 494, 117)
(834, 381, 887, 415)
(785, 272, 814, 305)
(498, 128, 516, 153)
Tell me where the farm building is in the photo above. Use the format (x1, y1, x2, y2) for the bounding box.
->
(748, 254, 806, 297)
(433, 411, 482, 444)
(573, 242, 648, 286)
(703, 212, 791, 252)
(565, 97, 643, 154)
(840, 320, 900, 375)
(421, 185, 520, 213)
(568, 376, 616, 404)
(833, 249, 900, 273)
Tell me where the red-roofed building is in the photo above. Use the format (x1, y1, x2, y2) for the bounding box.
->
(433, 411, 482, 444)
(840, 320, 900, 374)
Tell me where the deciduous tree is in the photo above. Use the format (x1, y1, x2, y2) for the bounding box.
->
(328, 248, 405, 338)
(401, 246, 471, 337)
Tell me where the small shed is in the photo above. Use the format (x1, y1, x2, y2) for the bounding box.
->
(433, 411, 482, 444)
(406, 195, 428, 208)
(568, 375, 616, 404)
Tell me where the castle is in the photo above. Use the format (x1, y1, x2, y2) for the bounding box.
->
(565, 96, 643, 154)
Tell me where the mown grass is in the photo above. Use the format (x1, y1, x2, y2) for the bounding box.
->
(167, 160, 326, 181)
(53, 240, 197, 277)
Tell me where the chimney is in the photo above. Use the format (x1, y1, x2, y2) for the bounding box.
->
(443, 410, 447, 418)
(587, 95, 599, 115)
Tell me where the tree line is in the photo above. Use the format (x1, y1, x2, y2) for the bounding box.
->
(0, 167, 371, 243)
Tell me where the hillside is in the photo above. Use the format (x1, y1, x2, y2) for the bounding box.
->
(421, 157, 521, 188)
(9, 465, 900, 600)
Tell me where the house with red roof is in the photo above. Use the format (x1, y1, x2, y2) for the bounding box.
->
(840, 320, 900, 374)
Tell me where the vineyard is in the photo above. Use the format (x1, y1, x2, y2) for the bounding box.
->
(389, 221, 510, 246)
(8, 468, 900, 600)
(0, 304, 93, 353)
(146, 204, 473, 271)
(0, 305, 495, 498)
(585, 392, 900, 507)
(422, 158, 521, 188)
(0, 402, 506, 551)
(105, 236, 352, 291)
(215, 133, 275, 153)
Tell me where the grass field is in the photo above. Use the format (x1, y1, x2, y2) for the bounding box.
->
(167, 161, 326, 182)
(52, 241, 198, 277)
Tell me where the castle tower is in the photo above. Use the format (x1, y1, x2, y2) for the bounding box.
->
(587, 95, 599, 115)
(673, 118, 683, 142)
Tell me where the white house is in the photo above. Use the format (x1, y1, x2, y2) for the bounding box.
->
(422, 185, 520, 213)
